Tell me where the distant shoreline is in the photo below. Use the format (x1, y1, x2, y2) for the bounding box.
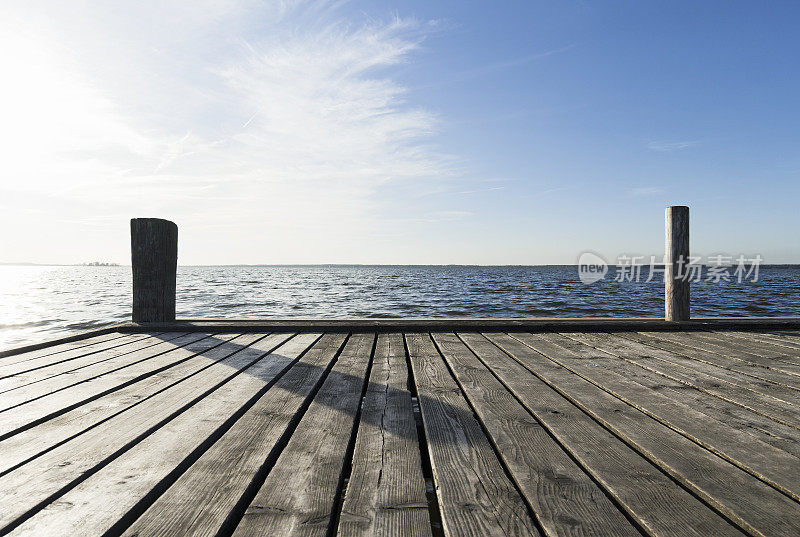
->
(2, 263, 800, 268)
(0, 262, 120, 267)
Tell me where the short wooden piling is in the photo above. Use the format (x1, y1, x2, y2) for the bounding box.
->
(665, 206, 690, 321)
(131, 218, 178, 323)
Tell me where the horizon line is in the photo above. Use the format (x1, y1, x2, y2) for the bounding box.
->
(3, 262, 800, 268)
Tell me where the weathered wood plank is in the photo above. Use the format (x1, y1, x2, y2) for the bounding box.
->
(720, 331, 800, 352)
(508, 332, 800, 537)
(0, 332, 130, 363)
(4, 328, 800, 537)
(0, 333, 294, 535)
(743, 330, 800, 348)
(337, 333, 432, 537)
(405, 333, 540, 537)
(0, 334, 236, 441)
(693, 331, 800, 372)
(609, 332, 800, 393)
(230, 333, 374, 537)
(617, 334, 800, 404)
(590, 332, 800, 411)
(0, 333, 204, 408)
(113, 333, 337, 537)
(8, 334, 320, 537)
(115, 317, 800, 334)
(0, 333, 156, 378)
(642, 331, 800, 377)
(0, 335, 257, 477)
(432, 332, 639, 536)
(565, 334, 800, 459)
(475, 332, 745, 537)
(0, 333, 188, 394)
(695, 330, 800, 357)
(0, 330, 130, 360)
(597, 334, 800, 429)
(555, 332, 800, 502)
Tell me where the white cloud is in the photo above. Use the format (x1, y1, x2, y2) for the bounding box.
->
(646, 140, 700, 152)
(429, 210, 473, 221)
(0, 0, 453, 263)
(630, 187, 663, 197)
(457, 186, 504, 194)
(415, 45, 575, 90)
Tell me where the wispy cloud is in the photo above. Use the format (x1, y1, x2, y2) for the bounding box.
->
(540, 186, 572, 195)
(415, 45, 575, 89)
(647, 140, 700, 151)
(0, 0, 455, 262)
(630, 187, 663, 196)
(460, 45, 575, 78)
(458, 186, 505, 195)
(426, 210, 473, 222)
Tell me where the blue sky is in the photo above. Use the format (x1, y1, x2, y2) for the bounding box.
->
(1, 1, 798, 264)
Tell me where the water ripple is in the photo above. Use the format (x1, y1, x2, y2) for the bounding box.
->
(1, 264, 799, 349)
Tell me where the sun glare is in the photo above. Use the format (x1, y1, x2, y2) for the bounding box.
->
(0, 22, 148, 194)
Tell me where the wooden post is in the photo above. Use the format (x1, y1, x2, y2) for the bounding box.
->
(665, 206, 689, 321)
(131, 218, 178, 323)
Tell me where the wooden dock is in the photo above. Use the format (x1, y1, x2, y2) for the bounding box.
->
(2, 321, 800, 536)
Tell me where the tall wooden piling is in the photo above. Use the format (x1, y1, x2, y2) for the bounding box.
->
(131, 218, 178, 323)
(665, 206, 690, 321)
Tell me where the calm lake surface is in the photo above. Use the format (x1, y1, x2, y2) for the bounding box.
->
(2, 264, 799, 350)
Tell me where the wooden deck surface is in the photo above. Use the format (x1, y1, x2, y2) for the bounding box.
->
(1, 328, 800, 536)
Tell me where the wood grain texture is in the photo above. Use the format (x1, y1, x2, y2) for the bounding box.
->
(432, 332, 639, 537)
(117, 333, 341, 537)
(0, 331, 133, 365)
(647, 332, 800, 376)
(130, 218, 178, 323)
(0, 330, 130, 361)
(728, 330, 800, 351)
(475, 332, 745, 537)
(2, 333, 295, 537)
(0, 333, 186, 394)
(566, 333, 800, 458)
(624, 332, 800, 404)
(602, 334, 800, 429)
(0, 333, 234, 441)
(510, 332, 800, 537)
(554, 332, 800, 501)
(611, 332, 800, 392)
(0, 333, 156, 379)
(230, 333, 375, 537)
(665, 205, 690, 321)
(639, 331, 800, 376)
(0, 333, 277, 533)
(0, 333, 204, 410)
(337, 334, 432, 537)
(3, 328, 800, 536)
(671, 331, 800, 376)
(405, 333, 540, 537)
(0, 335, 269, 478)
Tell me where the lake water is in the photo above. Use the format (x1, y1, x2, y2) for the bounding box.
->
(1, 264, 799, 350)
